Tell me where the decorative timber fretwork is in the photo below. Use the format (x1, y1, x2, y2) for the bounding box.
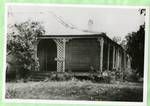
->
(53, 38, 70, 72)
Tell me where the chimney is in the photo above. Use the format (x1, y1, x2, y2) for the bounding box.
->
(88, 19, 94, 31)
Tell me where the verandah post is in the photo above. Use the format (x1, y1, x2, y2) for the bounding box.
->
(98, 37, 104, 72)
(107, 43, 110, 70)
(112, 46, 116, 69)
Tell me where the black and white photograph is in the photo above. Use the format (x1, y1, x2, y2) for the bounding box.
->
(5, 4, 148, 104)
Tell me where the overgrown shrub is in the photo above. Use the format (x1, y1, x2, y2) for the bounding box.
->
(47, 72, 73, 81)
(123, 69, 139, 82)
(98, 69, 124, 83)
(7, 20, 45, 81)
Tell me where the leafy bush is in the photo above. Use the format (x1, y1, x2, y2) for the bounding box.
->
(98, 69, 124, 83)
(123, 69, 139, 82)
(7, 20, 45, 80)
(46, 72, 73, 81)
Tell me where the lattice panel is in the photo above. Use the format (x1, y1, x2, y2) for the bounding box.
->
(54, 39, 65, 72)
(57, 40, 65, 59)
(57, 61, 63, 72)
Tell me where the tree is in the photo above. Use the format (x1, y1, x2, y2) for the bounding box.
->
(139, 8, 146, 16)
(125, 9, 145, 77)
(7, 20, 45, 78)
(120, 39, 127, 50)
(112, 36, 121, 43)
(125, 25, 145, 77)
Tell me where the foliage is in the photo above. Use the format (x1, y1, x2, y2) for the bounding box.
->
(139, 8, 146, 16)
(87, 69, 125, 83)
(120, 39, 127, 50)
(7, 20, 45, 78)
(112, 36, 121, 43)
(48, 72, 73, 81)
(125, 25, 145, 77)
(123, 69, 139, 82)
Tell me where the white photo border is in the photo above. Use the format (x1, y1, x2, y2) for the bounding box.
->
(3, 3, 150, 106)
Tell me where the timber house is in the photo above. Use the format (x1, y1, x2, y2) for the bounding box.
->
(34, 33, 131, 76)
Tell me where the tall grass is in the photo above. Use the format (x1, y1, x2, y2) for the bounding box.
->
(5, 80, 143, 101)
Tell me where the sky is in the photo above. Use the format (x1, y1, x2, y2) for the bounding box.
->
(7, 4, 145, 40)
